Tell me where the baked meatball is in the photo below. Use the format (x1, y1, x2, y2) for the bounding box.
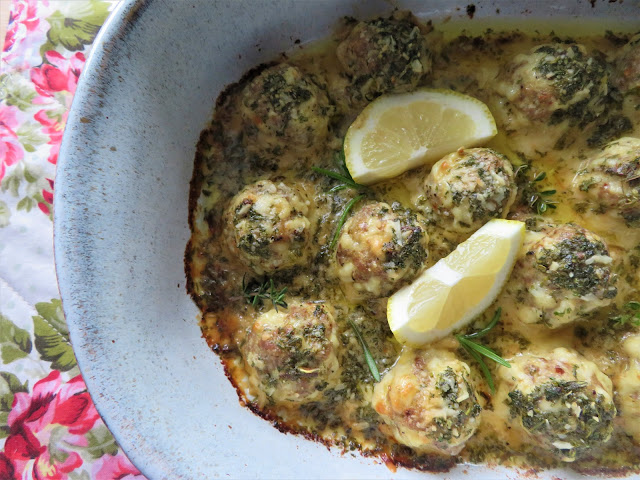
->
(225, 179, 314, 274)
(497, 348, 616, 462)
(335, 202, 429, 300)
(240, 64, 334, 155)
(419, 148, 517, 233)
(372, 348, 481, 455)
(503, 223, 617, 328)
(572, 137, 640, 227)
(616, 335, 640, 443)
(336, 12, 431, 99)
(243, 302, 340, 406)
(613, 34, 640, 94)
(497, 43, 608, 124)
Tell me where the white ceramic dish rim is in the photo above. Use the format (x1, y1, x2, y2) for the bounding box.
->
(54, 1, 640, 479)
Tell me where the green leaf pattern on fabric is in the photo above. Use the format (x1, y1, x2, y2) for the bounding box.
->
(33, 299, 77, 371)
(42, 1, 111, 53)
(0, 314, 33, 363)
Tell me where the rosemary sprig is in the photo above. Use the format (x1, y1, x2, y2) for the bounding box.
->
(241, 276, 288, 312)
(330, 194, 365, 249)
(527, 170, 558, 215)
(611, 301, 640, 327)
(311, 166, 365, 192)
(347, 318, 381, 382)
(313, 152, 368, 250)
(455, 308, 510, 394)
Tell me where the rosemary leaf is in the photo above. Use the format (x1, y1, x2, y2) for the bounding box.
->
(312, 166, 361, 189)
(459, 337, 511, 368)
(462, 343, 496, 394)
(463, 308, 501, 339)
(347, 318, 381, 382)
(456, 309, 511, 393)
(330, 194, 364, 250)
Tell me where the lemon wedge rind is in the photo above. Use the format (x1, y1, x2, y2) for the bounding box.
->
(387, 219, 525, 347)
(344, 88, 498, 185)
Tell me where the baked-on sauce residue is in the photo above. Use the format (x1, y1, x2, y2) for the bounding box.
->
(185, 11, 640, 474)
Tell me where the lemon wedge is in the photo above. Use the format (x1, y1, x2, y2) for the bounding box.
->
(387, 219, 525, 346)
(344, 89, 498, 185)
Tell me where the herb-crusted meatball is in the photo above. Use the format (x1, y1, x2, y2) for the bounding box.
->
(616, 335, 640, 443)
(419, 148, 517, 233)
(336, 12, 431, 100)
(613, 34, 640, 95)
(498, 43, 609, 124)
(497, 348, 616, 462)
(240, 64, 334, 155)
(572, 137, 640, 227)
(334, 202, 429, 300)
(243, 302, 340, 406)
(372, 348, 482, 455)
(504, 223, 617, 328)
(225, 179, 314, 274)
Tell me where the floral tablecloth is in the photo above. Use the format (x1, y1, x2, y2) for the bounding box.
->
(1, 1, 147, 478)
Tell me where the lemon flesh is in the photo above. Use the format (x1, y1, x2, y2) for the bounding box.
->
(387, 219, 525, 346)
(344, 89, 498, 185)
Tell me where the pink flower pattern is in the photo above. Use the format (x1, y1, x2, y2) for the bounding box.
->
(0, 105, 24, 182)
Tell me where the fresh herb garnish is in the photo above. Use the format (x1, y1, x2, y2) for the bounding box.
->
(611, 301, 640, 327)
(311, 166, 365, 193)
(330, 194, 365, 249)
(456, 308, 510, 394)
(313, 150, 368, 249)
(528, 171, 558, 214)
(347, 318, 381, 382)
(241, 275, 288, 311)
(517, 167, 558, 215)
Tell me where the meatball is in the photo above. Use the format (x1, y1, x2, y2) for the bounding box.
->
(225, 179, 314, 274)
(419, 148, 517, 233)
(243, 302, 340, 406)
(497, 43, 608, 124)
(334, 202, 429, 299)
(372, 348, 481, 455)
(497, 348, 616, 462)
(503, 223, 617, 328)
(616, 335, 640, 443)
(240, 64, 334, 155)
(572, 137, 640, 227)
(613, 34, 640, 94)
(336, 12, 431, 100)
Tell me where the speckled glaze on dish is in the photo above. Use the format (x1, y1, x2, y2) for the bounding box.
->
(54, 1, 640, 479)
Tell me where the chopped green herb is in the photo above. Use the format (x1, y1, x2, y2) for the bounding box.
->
(347, 318, 381, 382)
(456, 308, 510, 394)
(610, 301, 640, 327)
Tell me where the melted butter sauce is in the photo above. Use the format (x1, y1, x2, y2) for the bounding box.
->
(186, 15, 640, 475)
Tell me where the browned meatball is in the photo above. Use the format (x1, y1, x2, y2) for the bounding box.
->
(572, 137, 640, 227)
(243, 302, 340, 407)
(417, 148, 517, 233)
(334, 202, 429, 300)
(224, 179, 314, 274)
(336, 12, 431, 100)
(497, 43, 609, 125)
(496, 348, 616, 462)
(240, 64, 334, 155)
(372, 348, 482, 455)
(502, 223, 617, 328)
